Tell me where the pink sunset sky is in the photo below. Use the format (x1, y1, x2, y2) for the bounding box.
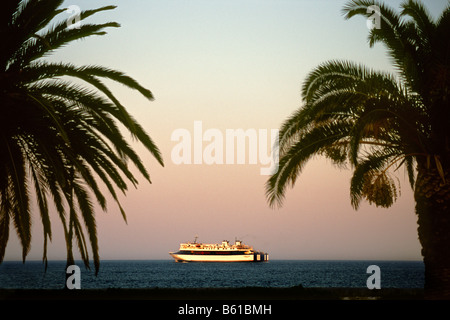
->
(4, 0, 448, 262)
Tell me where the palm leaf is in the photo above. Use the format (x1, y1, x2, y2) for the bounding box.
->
(0, 2, 163, 274)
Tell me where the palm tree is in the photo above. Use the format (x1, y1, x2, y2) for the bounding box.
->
(0, 0, 163, 276)
(266, 0, 449, 298)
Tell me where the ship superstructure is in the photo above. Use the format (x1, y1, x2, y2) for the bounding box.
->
(169, 237, 269, 262)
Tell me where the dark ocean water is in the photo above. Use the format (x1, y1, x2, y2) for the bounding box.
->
(0, 260, 424, 290)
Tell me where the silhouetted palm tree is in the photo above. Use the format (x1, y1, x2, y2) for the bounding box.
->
(267, 0, 449, 298)
(0, 0, 163, 275)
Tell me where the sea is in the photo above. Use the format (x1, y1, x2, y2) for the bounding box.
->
(0, 259, 424, 290)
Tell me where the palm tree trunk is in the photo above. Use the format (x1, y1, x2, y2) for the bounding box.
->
(415, 165, 450, 299)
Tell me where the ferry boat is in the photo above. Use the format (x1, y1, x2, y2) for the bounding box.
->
(169, 237, 269, 262)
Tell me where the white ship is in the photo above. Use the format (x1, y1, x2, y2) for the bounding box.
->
(169, 237, 269, 262)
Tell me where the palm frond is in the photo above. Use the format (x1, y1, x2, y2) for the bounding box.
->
(0, 2, 163, 274)
(3, 136, 31, 261)
(23, 62, 163, 167)
(267, 119, 354, 207)
(267, 1, 450, 211)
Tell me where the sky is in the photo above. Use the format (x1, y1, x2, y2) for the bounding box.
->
(4, 0, 449, 263)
